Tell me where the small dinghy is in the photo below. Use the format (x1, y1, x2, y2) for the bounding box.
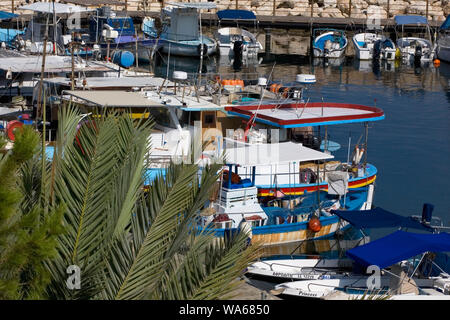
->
(353, 32, 396, 61)
(312, 29, 348, 59)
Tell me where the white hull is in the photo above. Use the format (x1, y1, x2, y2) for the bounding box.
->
(353, 33, 396, 61)
(397, 37, 434, 63)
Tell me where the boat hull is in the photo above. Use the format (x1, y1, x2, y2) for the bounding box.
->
(437, 36, 450, 63)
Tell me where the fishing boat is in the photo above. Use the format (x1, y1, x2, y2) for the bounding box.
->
(198, 138, 373, 245)
(312, 29, 347, 59)
(215, 10, 262, 60)
(273, 230, 450, 299)
(352, 31, 396, 61)
(436, 16, 450, 63)
(394, 15, 435, 64)
(142, 2, 217, 57)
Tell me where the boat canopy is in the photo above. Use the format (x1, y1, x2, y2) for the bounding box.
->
(63, 90, 164, 108)
(394, 15, 428, 26)
(440, 16, 450, 31)
(331, 207, 432, 231)
(217, 9, 257, 20)
(0, 11, 18, 20)
(225, 103, 385, 128)
(60, 0, 125, 6)
(346, 230, 450, 269)
(167, 2, 217, 10)
(223, 141, 334, 166)
(19, 2, 93, 14)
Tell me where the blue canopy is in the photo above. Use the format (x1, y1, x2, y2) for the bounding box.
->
(0, 11, 18, 20)
(217, 10, 257, 20)
(346, 231, 450, 269)
(394, 15, 428, 26)
(441, 16, 450, 31)
(331, 207, 432, 231)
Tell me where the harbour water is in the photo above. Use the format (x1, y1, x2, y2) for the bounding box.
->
(153, 54, 450, 243)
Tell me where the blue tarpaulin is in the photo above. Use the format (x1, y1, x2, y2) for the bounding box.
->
(440, 16, 450, 30)
(346, 231, 450, 269)
(217, 9, 257, 20)
(0, 11, 18, 20)
(330, 207, 432, 231)
(394, 15, 428, 25)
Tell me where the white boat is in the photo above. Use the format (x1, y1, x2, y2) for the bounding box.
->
(273, 230, 450, 299)
(312, 29, 348, 59)
(142, 2, 217, 57)
(215, 10, 262, 59)
(436, 16, 450, 63)
(394, 16, 435, 63)
(352, 32, 396, 61)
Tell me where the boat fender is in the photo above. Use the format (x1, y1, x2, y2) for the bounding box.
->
(6, 120, 24, 141)
(433, 59, 440, 67)
(308, 217, 322, 232)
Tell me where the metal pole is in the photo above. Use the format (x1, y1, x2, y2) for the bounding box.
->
(273, 0, 276, 16)
(426, 0, 429, 20)
(364, 122, 368, 175)
(348, 0, 352, 18)
(310, 0, 313, 17)
(236, 0, 239, 10)
(135, 27, 139, 68)
(387, 0, 390, 19)
(71, 32, 75, 90)
(11, 0, 14, 13)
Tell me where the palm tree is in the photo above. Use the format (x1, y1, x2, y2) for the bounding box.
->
(20, 104, 259, 299)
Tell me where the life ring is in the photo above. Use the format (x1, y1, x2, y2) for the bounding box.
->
(308, 217, 322, 232)
(6, 120, 24, 141)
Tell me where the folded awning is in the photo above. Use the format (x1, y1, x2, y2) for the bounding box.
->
(331, 207, 432, 231)
(394, 15, 428, 26)
(217, 9, 257, 20)
(346, 230, 450, 269)
(0, 11, 18, 20)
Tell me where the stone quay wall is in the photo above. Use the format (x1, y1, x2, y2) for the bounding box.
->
(1, 0, 447, 22)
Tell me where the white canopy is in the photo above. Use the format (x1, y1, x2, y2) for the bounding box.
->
(167, 2, 217, 9)
(19, 2, 93, 14)
(64, 90, 163, 108)
(223, 141, 334, 166)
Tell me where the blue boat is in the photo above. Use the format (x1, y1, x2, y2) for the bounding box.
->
(87, 6, 162, 62)
(313, 28, 348, 59)
(142, 3, 217, 57)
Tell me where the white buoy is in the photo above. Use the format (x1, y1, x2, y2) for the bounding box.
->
(258, 77, 267, 86)
(173, 71, 188, 81)
(296, 74, 316, 84)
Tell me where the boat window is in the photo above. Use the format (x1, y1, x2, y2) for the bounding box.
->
(149, 107, 176, 129)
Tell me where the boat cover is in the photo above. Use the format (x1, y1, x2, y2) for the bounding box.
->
(394, 15, 428, 26)
(331, 207, 431, 231)
(441, 16, 450, 31)
(0, 11, 18, 20)
(19, 2, 92, 14)
(346, 230, 450, 269)
(217, 9, 257, 20)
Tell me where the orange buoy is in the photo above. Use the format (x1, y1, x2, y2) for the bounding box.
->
(6, 120, 24, 141)
(434, 59, 440, 67)
(308, 217, 322, 232)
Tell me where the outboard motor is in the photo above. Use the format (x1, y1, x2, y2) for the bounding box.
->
(421, 203, 434, 225)
(373, 40, 381, 60)
(414, 44, 422, 63)
(197, 43, 208, 57)
(232, 40, 243, 71)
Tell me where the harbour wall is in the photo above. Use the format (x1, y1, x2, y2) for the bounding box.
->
(0, 0, 447, 23)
